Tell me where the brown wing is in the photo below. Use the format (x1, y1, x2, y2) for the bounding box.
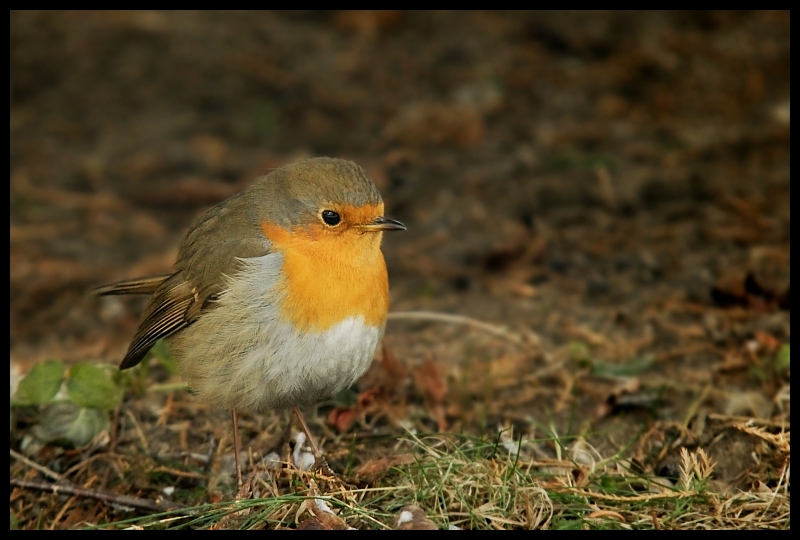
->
(94, 273, 191, 369)
(110, 192, 272, 370)
(94, 275, 172, 296)
(116, 275, 195, 369)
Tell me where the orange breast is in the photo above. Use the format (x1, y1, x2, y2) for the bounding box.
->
(261, 221, 389, 332)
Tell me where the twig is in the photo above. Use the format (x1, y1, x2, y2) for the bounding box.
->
(9, 449, 62, 481)
(387, 311, 539, 347)
(9, 477, 185, 512)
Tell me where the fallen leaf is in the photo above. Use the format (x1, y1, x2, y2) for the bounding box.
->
(296, 480, 352, 530)
(327, 388, 384, 433)
(354, 454, 414, 482)
(327, 406, 359, 433)
(329, 345, 411, 433)
(13, 360, 64, 406)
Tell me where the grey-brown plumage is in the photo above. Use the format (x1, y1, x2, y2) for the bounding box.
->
(96, 189, 269, 369)
(96, 156, 405, 486)
(95, 157, 390, 371)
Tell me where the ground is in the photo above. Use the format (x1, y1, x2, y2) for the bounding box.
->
(10, 11, 790, 529)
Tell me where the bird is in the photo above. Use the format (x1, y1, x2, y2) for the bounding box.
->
(95, 157, 406, 486)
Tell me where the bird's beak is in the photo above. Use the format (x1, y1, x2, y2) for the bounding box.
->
(360, 216, 407, 232)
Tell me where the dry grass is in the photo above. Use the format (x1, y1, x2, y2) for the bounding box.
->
(10, 310, 790, 529)
(10, 410, 790, 529)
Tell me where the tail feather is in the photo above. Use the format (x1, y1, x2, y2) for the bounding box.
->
(94, 275, 171, 296)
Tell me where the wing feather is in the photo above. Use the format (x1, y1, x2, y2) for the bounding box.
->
(93, 275, 171, 296)
(118, 281, 195, 369)
(98, 190, 273, 371)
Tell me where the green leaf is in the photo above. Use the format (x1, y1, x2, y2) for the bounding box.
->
(13, 360, 65, 405)
(67, 363, 123, 410)
(32, 402, 109, 448)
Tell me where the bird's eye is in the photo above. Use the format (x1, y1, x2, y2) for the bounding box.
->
(321, 210, 341, 226)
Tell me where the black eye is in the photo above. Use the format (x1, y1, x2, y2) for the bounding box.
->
(321, 210, 341, 226)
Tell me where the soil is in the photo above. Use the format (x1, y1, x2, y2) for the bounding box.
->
(10, 10, 790, 528)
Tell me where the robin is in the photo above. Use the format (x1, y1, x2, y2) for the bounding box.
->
(96, 157, 405, 486)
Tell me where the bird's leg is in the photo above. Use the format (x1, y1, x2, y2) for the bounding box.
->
(292, 406, 341, 479)
(231, 410, 243, 488)
(292, 406, 322, 457)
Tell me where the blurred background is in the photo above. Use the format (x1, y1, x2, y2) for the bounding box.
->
(10, 11, 789, 481)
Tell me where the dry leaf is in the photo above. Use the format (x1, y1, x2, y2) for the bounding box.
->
(327, 388, 383, 433)
(354, 453, 414, 482)
(327, 406, 360, 434)
(296, 480, 352, 530)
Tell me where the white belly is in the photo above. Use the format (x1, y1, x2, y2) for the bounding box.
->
(168, 253, 383, 413)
